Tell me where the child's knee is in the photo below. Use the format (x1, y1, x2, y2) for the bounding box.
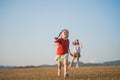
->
(64, 62, 68, 67)
(58, 63, 61, 66)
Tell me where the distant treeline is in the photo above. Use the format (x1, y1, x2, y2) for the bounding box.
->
(0, 60, 120, 69)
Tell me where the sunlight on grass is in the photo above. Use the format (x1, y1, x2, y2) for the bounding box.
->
(0, 66, 120, 80)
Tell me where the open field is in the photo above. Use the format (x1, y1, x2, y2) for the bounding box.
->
(0, 66, 120, 80)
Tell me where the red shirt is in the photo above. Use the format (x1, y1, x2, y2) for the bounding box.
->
(55, 38, 69, 55)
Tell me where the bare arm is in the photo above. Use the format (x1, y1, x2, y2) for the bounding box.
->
(80, 42, 83, 48)
(68, 48, 73, 56)
(54, 42, 59, 46)
(68, 49, 71, 54)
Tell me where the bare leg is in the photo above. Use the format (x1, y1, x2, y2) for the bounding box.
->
(58, 61, 62, 76)
(76, 57, 79, 67)
(63, 59, 68, 78)
(69, 57, 75, 67)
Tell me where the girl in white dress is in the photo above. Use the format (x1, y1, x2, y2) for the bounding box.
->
(69, 39, 83, 67)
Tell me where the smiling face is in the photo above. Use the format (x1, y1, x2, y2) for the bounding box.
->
(61, 29, 69, 39)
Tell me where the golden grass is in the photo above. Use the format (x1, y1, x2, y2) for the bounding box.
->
(0, 66, 120, 80)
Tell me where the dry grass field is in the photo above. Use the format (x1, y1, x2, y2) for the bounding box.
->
(0, 66, 120, 80)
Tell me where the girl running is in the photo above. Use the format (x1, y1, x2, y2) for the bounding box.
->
(69, 39, 83, 67)
(54, 29, 70, 78)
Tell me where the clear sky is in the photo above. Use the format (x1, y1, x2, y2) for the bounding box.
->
(0, 0, 120, 66)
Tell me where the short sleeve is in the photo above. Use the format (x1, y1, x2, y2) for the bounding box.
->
(54, 38, 61, 44)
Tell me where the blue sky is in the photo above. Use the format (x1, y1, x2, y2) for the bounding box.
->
(0, 0, 120, 66)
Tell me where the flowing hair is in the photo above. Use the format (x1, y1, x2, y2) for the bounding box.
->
(54, 29, 69, 40)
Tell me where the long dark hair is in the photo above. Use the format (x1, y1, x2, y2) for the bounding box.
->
(55, 29, 69, 40)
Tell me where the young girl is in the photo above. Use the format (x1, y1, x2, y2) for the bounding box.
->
(69, 39, 83, 67)
(54, 29, 70, 78)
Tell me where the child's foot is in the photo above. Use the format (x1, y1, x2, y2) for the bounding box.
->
(64, 73, 68, 79)
(76, 63, 79, 67)
(68, 65, 71, 67)
(76, 65, 79, 67)
(58, 74, 61, 77)
(58, 70, 61, 77)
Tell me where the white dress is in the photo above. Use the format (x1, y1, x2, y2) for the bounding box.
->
(73, 45, 81, 53)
